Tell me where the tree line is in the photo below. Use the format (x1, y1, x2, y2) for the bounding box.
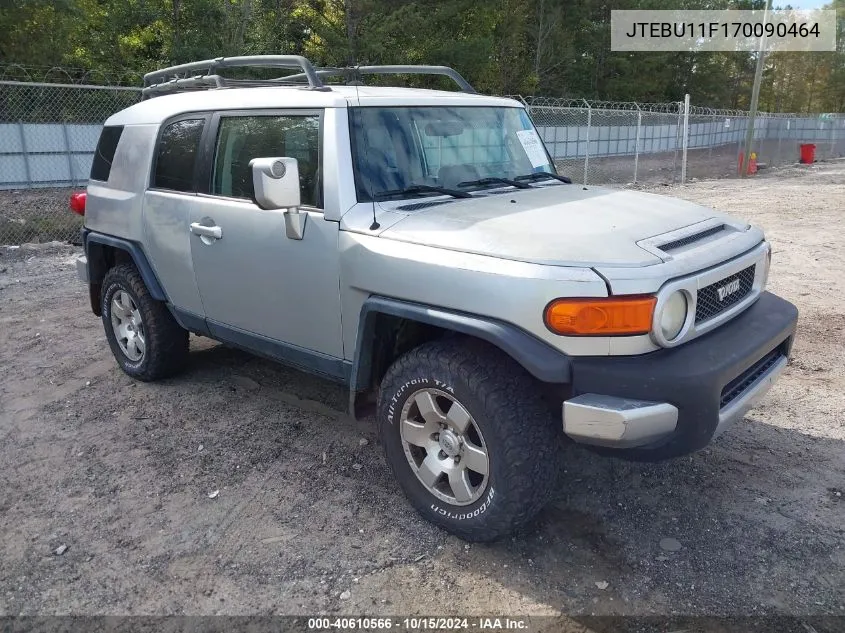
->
(1, 0, 843, 112)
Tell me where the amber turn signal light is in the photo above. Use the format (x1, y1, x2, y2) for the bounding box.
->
(544, 295, 656, 336)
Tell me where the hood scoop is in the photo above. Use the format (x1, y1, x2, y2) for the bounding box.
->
(636, 218, 751, 266)
(658, 224, 727, 252)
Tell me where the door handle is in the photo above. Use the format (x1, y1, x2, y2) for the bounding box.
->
(190, 223, 222, 240)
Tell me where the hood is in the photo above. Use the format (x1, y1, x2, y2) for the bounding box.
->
(376, 185, 744, 267)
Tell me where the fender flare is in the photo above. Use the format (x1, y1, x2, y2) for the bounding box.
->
(350, 296, 571, 395)
(84, 231, 168, 302)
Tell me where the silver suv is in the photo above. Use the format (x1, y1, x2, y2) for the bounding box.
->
(74, 56, 798, 541)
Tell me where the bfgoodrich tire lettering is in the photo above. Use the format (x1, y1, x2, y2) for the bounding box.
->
(377, 339, 561, 542)
(101, 264, 188, 381)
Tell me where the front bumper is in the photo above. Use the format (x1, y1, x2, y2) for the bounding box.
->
(562, 291, 798, 461)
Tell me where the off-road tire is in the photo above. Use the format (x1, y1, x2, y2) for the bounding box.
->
(377, 339, 561, 541)
(101, 264, 189, 381)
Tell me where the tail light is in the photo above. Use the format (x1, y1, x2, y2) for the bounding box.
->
(69, 192, 86, 216)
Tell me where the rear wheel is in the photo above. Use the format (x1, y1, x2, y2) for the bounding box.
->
(377, 339, 561, 541)
(101, 264, 188, 381)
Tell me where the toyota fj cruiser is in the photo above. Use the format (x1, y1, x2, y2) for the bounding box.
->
(73, 56, 798, 541)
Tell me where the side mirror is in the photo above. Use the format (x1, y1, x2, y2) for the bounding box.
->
(249, 157, 307, 240)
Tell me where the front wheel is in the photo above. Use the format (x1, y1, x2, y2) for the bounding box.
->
(377, 339, 561, 542)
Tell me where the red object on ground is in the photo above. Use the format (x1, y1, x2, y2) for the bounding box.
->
(737, 152, 758, 175)
(799, 143, 816, 164)
(69, 192, 86, 215)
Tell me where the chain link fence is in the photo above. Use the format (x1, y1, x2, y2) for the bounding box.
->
(524, 96, 845, 186)
(0, 76, 843, 246)
(0, 81, 141, 245)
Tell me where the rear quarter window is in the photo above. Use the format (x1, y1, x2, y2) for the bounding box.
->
(90, 126, 124, 182)
(152, 119, 205, 192)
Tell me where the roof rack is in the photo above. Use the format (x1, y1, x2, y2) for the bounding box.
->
(278, 65, 477, 94)
(142, 55, 329, 99)
(141, 55, 477, 99)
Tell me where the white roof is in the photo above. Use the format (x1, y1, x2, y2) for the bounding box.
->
(106, 85, 522, 126)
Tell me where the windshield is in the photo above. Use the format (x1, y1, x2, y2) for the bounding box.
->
(349, 106, 556, 202)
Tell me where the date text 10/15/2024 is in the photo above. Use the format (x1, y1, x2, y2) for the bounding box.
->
(307, 617, 529, 630)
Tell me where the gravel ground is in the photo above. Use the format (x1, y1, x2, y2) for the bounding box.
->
(0, 162, 843, 623)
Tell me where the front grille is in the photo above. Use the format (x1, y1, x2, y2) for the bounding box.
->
(695, 264, 756, 323)
(720, 347, 784, 408)
(659, 224, 726, 251)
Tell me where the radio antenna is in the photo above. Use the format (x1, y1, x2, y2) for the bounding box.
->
(353, 71, 380, 230)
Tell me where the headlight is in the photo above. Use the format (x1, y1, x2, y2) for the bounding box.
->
(660, 290, 688, 341)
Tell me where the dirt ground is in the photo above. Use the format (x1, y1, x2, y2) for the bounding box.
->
(0, 161, 843, 622)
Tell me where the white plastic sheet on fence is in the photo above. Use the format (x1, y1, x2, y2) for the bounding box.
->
(0, 122, 103, 188)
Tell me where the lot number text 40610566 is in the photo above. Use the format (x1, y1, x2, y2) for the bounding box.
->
(307, 617, 530, 630)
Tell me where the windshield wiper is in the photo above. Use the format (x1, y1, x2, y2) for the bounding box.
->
(457, 176, 531, 190)
(514, 172, 572, 184)
(374, 184, 472, 200)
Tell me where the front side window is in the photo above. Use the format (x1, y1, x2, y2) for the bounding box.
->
(349, 106, 554, 202)
(153, 119, 205, 192)
(211, 115, 321, 207)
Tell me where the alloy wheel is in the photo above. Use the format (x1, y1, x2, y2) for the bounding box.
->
(399, 388, 490, 506)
